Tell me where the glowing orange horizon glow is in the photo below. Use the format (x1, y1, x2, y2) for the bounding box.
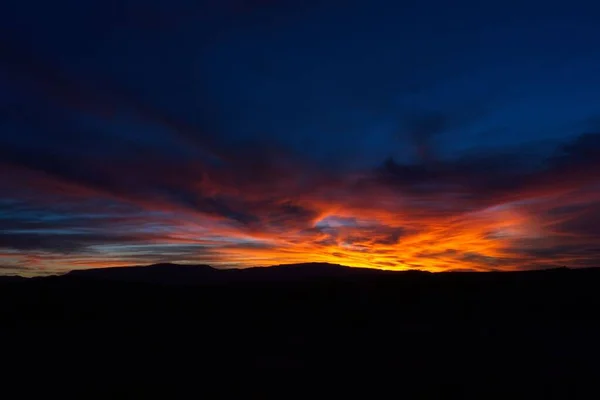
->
(2, 149, 600, 276)
(1, 194, 583, 275)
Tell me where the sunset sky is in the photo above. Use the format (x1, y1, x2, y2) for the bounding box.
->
(2, 0, 600, 276)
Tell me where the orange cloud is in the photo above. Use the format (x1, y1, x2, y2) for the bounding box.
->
(3, 131, 600, 275)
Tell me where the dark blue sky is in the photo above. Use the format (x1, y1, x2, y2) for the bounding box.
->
(2, 0, 600, 275)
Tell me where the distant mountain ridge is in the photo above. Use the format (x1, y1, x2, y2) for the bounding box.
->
(62, 262, 413, 285)
(1, 263, 579, 286)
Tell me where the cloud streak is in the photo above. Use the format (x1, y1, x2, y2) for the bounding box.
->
(3, 124, 600, 274)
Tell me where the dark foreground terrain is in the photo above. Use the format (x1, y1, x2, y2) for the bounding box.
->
(2, 263, 600, 398)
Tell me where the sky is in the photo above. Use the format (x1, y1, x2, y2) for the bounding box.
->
(2, 0, 600, 276)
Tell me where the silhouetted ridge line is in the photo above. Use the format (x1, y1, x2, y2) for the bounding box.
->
(52, 263, 594, 286)
(63, 262, 423, 285)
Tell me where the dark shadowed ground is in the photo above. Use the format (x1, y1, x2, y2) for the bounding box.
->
(1, 264, 599, 398)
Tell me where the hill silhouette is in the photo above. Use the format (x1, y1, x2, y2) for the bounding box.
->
(63, 262, 410, 285)
(2, 263, 600, 397)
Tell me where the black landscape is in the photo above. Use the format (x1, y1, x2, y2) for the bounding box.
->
(4, 1, 600, 397)
(2, 263, 600, 397)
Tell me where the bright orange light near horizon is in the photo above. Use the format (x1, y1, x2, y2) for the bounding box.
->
(192, 200, 548, 273)
(3, 163, 595, 276)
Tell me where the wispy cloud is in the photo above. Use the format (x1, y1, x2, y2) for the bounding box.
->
(2, 127, 600, 274)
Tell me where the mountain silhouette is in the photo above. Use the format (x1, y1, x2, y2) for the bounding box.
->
(2, 261, 600, 397)
(65, 263, 220, 285)
(64, 262, 411, 285)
